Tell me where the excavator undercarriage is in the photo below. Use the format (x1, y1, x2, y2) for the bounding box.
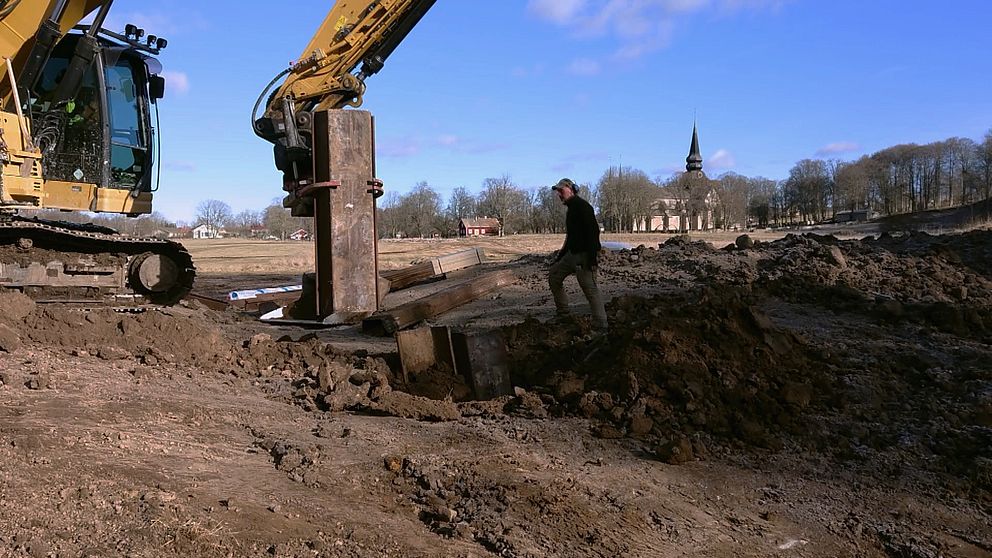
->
(0, 215, 194, 305)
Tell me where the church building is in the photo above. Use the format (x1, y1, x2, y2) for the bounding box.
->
(637, 123, 717, 232)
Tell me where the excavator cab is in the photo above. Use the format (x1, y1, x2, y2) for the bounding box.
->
(29, 28, 162, 194)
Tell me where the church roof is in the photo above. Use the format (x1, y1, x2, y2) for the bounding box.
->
(686, 122, 703, 172)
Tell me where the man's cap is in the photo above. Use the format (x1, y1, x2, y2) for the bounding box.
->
(552, 178, 578, 193)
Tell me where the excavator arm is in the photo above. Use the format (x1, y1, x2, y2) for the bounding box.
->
(252, 0, 436, 214)
(1, 0, 109, 110)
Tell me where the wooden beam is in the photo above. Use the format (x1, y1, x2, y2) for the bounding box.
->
(437, 247, 485, 273)
(185, 292, 230, 311)
(379, 260, 443, 291)
(395, 325, 455, 382)
(451, 330, 512, 400)
(379, 248, 486, 292)
(362, 269, 515, 336)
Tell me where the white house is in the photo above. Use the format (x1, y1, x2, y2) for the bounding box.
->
(192, 224, 223, 239)
(289, 228, 311, 241)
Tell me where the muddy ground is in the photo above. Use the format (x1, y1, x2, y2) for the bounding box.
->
(1, 230, 990, 557)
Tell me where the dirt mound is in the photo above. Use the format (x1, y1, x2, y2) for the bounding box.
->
(1, 299, 465, 424)
(754, 233, 992, 308)
(504, 288, 821, 453)
(497, 285, 991, 497)
(598, 231, 992, 306)
(598, 236, 757, 289)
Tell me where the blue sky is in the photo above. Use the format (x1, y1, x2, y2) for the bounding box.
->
(99, 0, 992, 223)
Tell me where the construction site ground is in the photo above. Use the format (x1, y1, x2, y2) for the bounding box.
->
(1, 226, 991, 557)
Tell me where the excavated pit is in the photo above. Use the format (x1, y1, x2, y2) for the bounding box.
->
(1, 229, 990, 502)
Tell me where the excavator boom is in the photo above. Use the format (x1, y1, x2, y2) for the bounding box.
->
(253, 0, 437, 215)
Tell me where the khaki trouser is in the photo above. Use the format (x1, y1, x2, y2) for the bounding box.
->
(548, 251, 608, 328)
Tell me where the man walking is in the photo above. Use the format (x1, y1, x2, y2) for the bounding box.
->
(548, 178, 608, 331)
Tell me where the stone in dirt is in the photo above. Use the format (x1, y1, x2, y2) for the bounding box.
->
(97, 346, 132, 360)
(369, 391, 461, 422)
(0, 323, 22, 353)
(735, 234, 755, 249)
(656, 437, 694, 464)
(0, 292, 35, 323)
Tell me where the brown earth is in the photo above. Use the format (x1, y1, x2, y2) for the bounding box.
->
(1, 230, 990, 557)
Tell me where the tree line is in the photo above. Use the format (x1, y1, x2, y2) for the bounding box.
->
(28, 128, 992, 236)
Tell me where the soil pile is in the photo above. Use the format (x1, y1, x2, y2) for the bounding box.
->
(0, 294, 452, 422)
(504, 288, 825, 453)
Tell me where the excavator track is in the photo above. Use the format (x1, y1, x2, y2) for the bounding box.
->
(0, 217, 195, 305)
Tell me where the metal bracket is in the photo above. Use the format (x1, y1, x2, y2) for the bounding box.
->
(367, 178, 383, 198)
(298, 179, 341, 198)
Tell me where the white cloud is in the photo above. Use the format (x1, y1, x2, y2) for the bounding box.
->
(436, 134, 460, 147)
(383, 134, 508, 157)
(527, 0, 588, 24)
(816, 141, 860, 156)
(529, 0, 790, 61)
(161, 71, 189, 95)
(708, 148, 736, 170)
(378, 137, 421, 158)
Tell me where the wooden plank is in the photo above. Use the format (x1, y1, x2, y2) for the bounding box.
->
(379, 260, 442, 291)
(395, 325, 457, 383)
(379, 248, 486, 292)
(185, 292, 230, 311)
(436, 248, 485, 273)
(451, 330, 512, 400)
(362, 269, 516, 336)
(430, 326, 456, 370)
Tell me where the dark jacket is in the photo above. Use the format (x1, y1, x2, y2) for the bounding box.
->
(559, 195, 601, 264)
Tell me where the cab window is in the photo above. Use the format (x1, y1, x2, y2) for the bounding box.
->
(105, 58, 149, 189)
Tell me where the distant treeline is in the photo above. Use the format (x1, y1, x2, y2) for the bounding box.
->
(26, 128, 992, 237)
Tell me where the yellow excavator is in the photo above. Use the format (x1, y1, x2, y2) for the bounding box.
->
(0, 0, 435, 306)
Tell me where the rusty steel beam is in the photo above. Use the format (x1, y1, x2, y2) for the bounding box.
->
(310, 109, 381, 322)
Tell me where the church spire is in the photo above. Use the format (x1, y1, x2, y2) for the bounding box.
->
(686, 121, 703, 173)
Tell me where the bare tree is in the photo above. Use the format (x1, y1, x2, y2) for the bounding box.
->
(834, 158, 873, 213)
(231, 209, 262, 237)
(713, 172, 750, 229)
(597, 166, 656, 232)
(747, 177, 778, 228)
(477, 175, 528, 234)
(444, 187, 477, 235)
(194, 199, 232, 231)
(377, 191, 403, 238)
(979, 129, 992, 201)
(397, 181, 443, 238)
(263, 204, 296, 240)
(784, 159, 831, 223)
(527, 187, 566, 233)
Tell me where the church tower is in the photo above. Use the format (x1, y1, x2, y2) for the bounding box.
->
(685, 122, 703, 177)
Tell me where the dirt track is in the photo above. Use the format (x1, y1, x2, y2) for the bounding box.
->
(1, 230, 991, 557)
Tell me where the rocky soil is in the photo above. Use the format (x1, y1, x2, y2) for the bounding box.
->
(0, 229, 990, 557)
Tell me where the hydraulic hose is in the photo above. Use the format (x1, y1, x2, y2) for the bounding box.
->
(251, 67, 291, 141)
(0, 0, 24, 20)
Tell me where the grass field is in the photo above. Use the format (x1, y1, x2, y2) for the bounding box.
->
(180, 229, 807, 274)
